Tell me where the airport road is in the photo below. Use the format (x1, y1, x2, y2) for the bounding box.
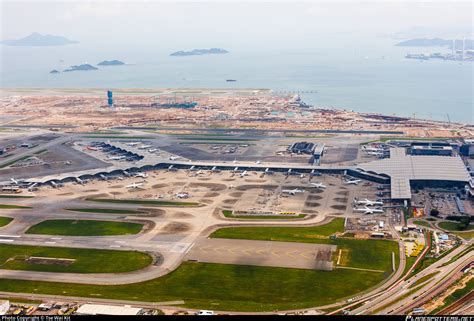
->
(350, 241, 473, 315)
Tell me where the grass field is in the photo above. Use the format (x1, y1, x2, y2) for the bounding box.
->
(86, 198, 200, 207)
(0, 244, 152, 273)
(413, 220, 431, 228)
(0, 261, 387, 311)
(25, 219, 144, 236)
(408, 271, 439, 289)
(0, 204, 31, 209)
(210, 218, 399, 272)
(452, 231, 474, 239)
(222, 210, 306, 220)
(0, 217, 13, 227)
(438, 221, 474, 231)
(65, 208, 147, 215)
(0, 195, 34, 198)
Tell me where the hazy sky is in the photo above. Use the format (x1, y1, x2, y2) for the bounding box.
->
(1, 0, 473, 49)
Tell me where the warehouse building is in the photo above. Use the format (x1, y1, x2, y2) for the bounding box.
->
(357, 148, 470, 200)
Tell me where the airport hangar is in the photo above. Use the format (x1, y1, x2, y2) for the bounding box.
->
(357, 147, 470, 201)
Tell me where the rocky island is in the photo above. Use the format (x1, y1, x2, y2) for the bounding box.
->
(63, 64, 98, 72)
(98, 60, 125, 66)
(49, 69, 60, 74)
(1, 32, 78, 46)
(170, 48, 229, 56)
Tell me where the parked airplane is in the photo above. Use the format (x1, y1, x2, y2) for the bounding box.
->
(282, 188, 305, 195)
(108, 156, 125, 161)
(127, 142, 140, 147)
(134, 172, 148, 178)
(344, 178, 361, 185)
(126, 182, 144, 189)
(138, 145, 152, 150)
(10, 178, 21, 185)
(240, 170, 249, 177)
(354, 198, 383, 206)
(27, 182, 38, 192)
(309, 182, 326, 189)
(169, 156, 180, 160)
(75, 177, 85, 185)
(353, 206, 384, 214)
(256, 160, 261, 164)
(176, 192, 190, 199)
(211, 166, 219, 172)
(99, 174, 108, 181)
(233, 166, 239, 172)
(50, 181, 63, 188)
(310, 169, 322, 177)
(148, 148, 158, 153)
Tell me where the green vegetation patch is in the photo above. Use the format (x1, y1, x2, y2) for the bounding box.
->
(65, 208, 147, 215)
(439, 221, 474, 231)
(211, 219, 399, 272)
(222, 210, 306, 220)
(0, 195, 34, 199)
(408, 271, 439, 289)
(0, 244, 152, 273)
(431, 278, 474, 314)
(0, 217, 13, 227)
(0, 261, 386, 312)
(25, 219, 144, 236)
(413, 220, 431, 228)
(0, 204, 32, 209)
(86, 198, 200, 207)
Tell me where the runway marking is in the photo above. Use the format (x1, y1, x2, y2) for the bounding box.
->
(45, 241, 56, 244)
(243, 248, 254, 256)
(0, 239, 14, 242)
(256, 249, 268, 256)
(51, 237, 62, 240)
(0, 235, 20, 238)
(286, 251, 299, 259)
(271, 250, 281, 258)
(300, 251, 315, 259)
(110, 245, 121, 248)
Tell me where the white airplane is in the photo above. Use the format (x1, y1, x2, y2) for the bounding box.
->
(138, 144, 152, 150)
(169, 156, 180, 160)
(148, 148, 158, 153)
(344, 179, 361, 185)
(240, 170, 249, 177)
(256, 160, 261, 164)
(211, 166, 219, 172)
(134, 172, 148, 178)
(99, 174, 108, 181)
(10, 178, 21, 185)
(309, 182, 326, 189)
(189, 165, 196, 171)
(168, 164, 174, 170)
(28, 182, 38, 191)
(108, 156, 125, 160)
(127, 142, 140, 146)
(300, 174, 305, 179)
(233, 166, 239, 172)
(50, 181, 63, 188)
(282, 188, 305, 195)
(176, 192, 190, 199)
(75, 177, 85, 185)
(353, 206, 384, 214)
(354, 198, 383, 206)
(126, 182, 144, 189)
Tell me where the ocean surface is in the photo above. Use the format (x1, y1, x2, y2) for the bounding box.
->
(1, 38, 472, 123)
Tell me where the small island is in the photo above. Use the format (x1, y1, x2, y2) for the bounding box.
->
(98, 60, 125, 66)
(170, 48, 229, 56)
(396, 38, 473, 50)
(1, 32, 78, 46)
(49, 69, 60, 74)
(63, 64, 98, 72)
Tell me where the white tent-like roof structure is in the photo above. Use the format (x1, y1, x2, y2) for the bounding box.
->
(357, 148, 470, 199)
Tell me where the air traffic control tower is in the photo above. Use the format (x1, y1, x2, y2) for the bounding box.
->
(107, 90, 113, 107)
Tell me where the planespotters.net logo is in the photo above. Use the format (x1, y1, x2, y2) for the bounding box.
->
(406, 317, 474, 321)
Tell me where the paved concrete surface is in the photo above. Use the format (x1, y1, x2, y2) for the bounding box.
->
(187, 238, 336, 270)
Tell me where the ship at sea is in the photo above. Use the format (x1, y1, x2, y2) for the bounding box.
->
(226, 79, 237, 82)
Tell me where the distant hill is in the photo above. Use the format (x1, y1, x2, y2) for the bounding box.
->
(396, 38, 473, 50)
(1, 32, 78, 46)
(98, 60, 125, 66)
(64, 64, 98, 72)
(170, 48, 229, 56)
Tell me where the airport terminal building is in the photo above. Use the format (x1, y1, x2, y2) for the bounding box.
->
(357, 148, 470, 201)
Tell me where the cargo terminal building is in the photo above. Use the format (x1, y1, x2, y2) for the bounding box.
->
(357, 148, 470, 201)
